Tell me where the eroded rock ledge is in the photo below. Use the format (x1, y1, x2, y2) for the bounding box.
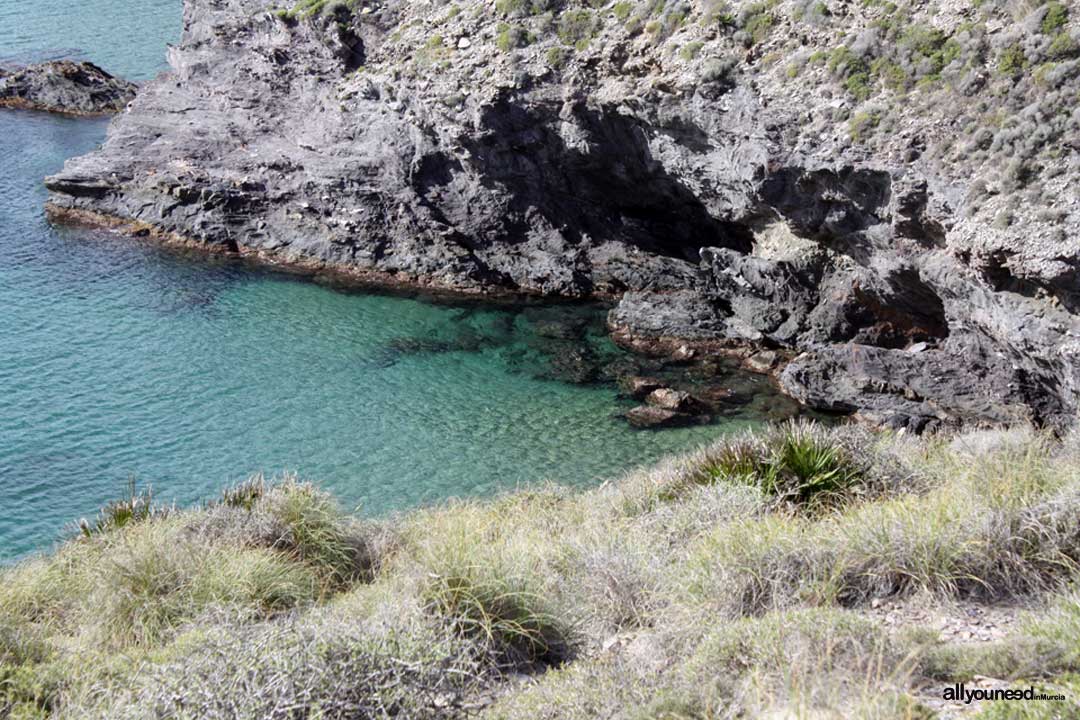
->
(0, 61, 137, 115)
(44, 0, 1080, 431)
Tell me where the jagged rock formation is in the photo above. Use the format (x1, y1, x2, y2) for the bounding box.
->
(44, 0, 1080, 430)
(0, 61, 137, 114)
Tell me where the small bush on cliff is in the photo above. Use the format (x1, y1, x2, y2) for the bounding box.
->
(557, 9, 599, 50)
(496, 23, 533, 53)
(1041, 1, 1069, 35)
(737, 1, 777, 46)
(277, 0, 359, 20)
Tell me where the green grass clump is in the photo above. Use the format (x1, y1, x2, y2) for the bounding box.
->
(263, 480, 376, 588)
(79, 479, 168, 537)
(424, 569, 572, 666)
(764, 423, 862, 505)
(95, 528, 320, 647)
(545, 46, 569, 70)
(1048, 31, 1080, 59)
(678, 422, 864, 510)
(218, 475, 267, 511)
(405, 501, 578, 667)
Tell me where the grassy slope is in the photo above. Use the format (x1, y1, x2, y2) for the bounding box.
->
(2, 423, 1080, 718)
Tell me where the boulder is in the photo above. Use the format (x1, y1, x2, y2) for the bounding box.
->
(0, 61, 136, 115)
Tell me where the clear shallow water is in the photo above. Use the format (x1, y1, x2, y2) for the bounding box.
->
(0, 1, 775, 560)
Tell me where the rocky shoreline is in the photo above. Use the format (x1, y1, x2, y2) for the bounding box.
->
(0, 60, 137, 115)
(43, 0, 1080, 431)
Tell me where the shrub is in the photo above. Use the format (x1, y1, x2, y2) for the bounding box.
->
(557, 10, 598, 50)
(738, 2, 776, 45)
(1041, 2, 1069, 35)
(545, 46, 569, 69)
(496, 23, 532, 52)
(679, 41, 704, 61)
(1048, 32, 1079, 59)
(849, 108, 883, 141)
(700, 55, 738, 87)
(999, 44, 1028, 76)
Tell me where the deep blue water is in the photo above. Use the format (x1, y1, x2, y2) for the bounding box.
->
(0, 1, 779, 560)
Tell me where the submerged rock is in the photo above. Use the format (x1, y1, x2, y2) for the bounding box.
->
(0, 61, 136, 115)
(625, 405, 702, 430)
(645, 388, 709, 416)
(540, 343, 600, 385)
(619, 376, 665, 401)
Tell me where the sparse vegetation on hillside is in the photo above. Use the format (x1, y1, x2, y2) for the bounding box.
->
(4, 423, 1080, 718)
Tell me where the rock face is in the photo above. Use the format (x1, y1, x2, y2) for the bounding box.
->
(0, 61, 137, 115)
(43, 0, 1080, 431)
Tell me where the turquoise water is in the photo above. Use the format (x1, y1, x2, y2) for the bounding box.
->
(0, 1, 781, 560)
(0, 0, 180, 81)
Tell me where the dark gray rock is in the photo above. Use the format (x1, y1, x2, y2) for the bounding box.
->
(780, 343, 1038, 432)
(0, 61, 136, 115)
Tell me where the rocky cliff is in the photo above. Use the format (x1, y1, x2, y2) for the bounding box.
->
(44, 0, 1080, 430)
